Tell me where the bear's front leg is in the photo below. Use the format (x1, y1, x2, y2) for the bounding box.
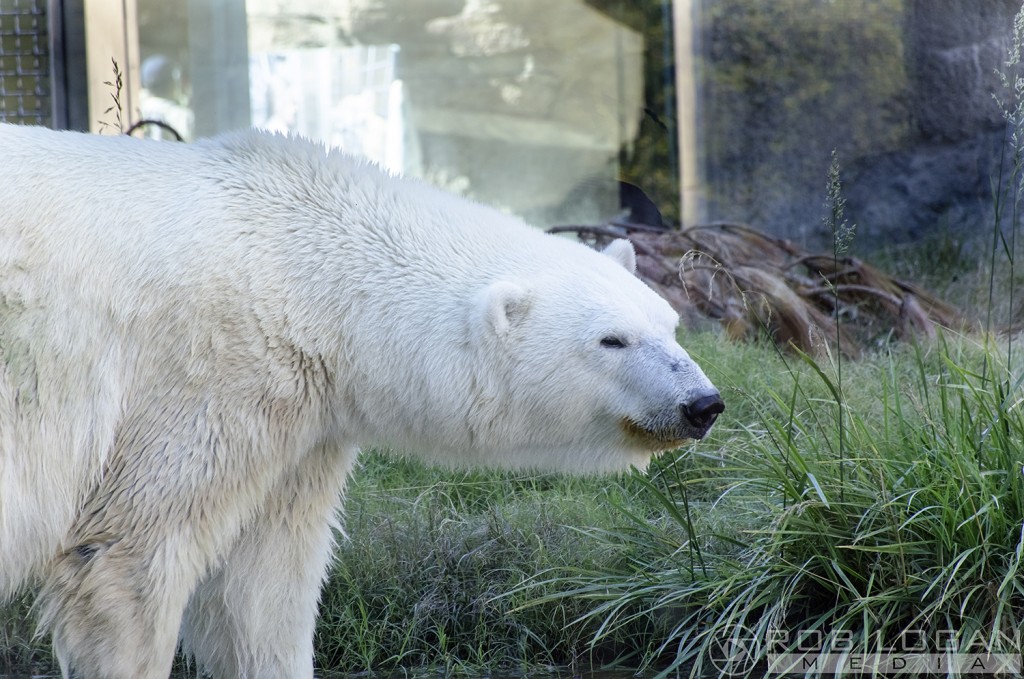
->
(181, 445, 354, 679)
(37, 400, 301, 679)
(39, 536, 192, 679)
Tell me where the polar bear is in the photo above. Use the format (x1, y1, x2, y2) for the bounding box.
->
(0, 123, 722, 679)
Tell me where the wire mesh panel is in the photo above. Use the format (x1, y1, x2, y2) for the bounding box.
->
(0, 0, 51, 126)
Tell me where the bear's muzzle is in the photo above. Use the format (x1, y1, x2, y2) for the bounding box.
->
(620, 390, 724, 451)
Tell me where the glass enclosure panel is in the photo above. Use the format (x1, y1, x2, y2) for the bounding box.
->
(104, 0, 1024, 253)
(133, 0, 678, 229)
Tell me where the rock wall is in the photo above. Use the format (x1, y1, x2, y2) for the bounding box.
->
(699, 0, 1022, 251)
(845, 0, 1020, 249)
(904, 0, 1018, 144)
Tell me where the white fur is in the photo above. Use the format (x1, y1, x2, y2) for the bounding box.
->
(0, 124, 719, 678)
(602, 238, 637, 274)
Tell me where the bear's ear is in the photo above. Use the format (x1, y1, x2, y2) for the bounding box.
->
(602, 239, 637, 274)
(474, 281, 531, 337)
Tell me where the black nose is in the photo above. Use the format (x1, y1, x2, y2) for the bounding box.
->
(683, 393, 725, 430)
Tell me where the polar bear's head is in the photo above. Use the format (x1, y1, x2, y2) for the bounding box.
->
(466, 239, 723, 472)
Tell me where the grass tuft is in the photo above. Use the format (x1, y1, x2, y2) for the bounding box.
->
(524, 331, 1024, 677)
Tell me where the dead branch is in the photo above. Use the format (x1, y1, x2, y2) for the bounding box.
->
(549, 221, 971, 358)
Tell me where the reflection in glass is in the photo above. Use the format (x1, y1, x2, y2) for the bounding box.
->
(135, 0, 666, 230)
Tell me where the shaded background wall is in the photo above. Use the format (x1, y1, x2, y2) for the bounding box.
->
(697, 0, 1022, 251)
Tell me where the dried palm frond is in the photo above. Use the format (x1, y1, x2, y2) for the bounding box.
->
(550, 222, 969, 358)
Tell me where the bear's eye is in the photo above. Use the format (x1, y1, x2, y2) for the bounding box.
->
(600, 336, 628, 349)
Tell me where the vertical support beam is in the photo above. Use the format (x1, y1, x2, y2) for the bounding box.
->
(49, 0, 70, 129)
(54, 0, 89, 130)
(673, 0, 700, 226)
(83, 0, 140, 133)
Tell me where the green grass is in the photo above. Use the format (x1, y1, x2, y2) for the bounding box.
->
(520, 331, 1024, 676)
(0, 591, 47, 673)
(316, 458, 624, 672)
